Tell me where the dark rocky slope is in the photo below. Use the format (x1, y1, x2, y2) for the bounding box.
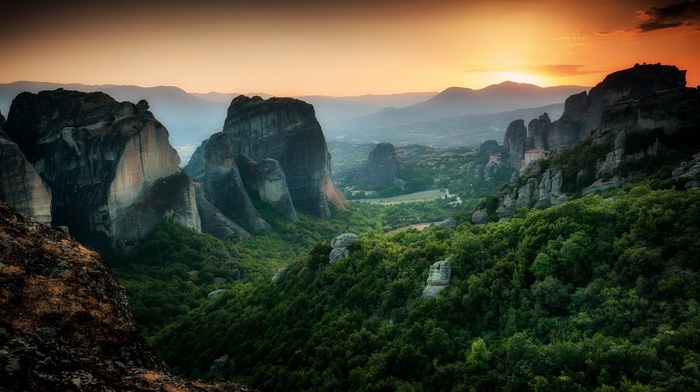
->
(0, 202, 251, 391)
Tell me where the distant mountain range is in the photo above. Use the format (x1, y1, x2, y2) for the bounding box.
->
(0, 81, 588, 162)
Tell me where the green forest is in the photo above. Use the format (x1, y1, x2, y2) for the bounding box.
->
(108, 124, 700, 391)
(140, 181, 700, 391)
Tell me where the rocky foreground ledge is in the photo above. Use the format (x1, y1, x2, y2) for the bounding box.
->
(0, 202, 253, 391)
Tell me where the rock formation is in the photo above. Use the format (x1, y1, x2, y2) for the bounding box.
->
(186, 96, 345, 226)
(504, 119, 528, 171)
(421, 259, 451, 299)
(0, 202, 248, 391)
(0, 121, 52, 224)
(237, 153, 298, 222)
(329, 233, 359, 263)
(202, 132, 270, 231)
(365, 142, 403, 186)
(223, 95, 345, 218)
(3, 90, 200, 250)
(527, 113, 551, 150)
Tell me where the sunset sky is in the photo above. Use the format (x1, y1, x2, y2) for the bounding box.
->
(3, 0, 700, 96)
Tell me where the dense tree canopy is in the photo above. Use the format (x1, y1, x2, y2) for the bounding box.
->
(149, 184, 700, 391)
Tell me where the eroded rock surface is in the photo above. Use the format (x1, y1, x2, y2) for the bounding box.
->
(224, 96, 345, 218)
(4, 90, 200, 250)
(421, 259, 451, 299)
(329, 233, 359, 263)
(0, 128, 52, 224)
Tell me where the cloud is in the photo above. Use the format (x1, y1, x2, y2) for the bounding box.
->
(637, 1, 700, 32)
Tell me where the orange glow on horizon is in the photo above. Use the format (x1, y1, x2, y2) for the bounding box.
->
(2, 1, 699, 96)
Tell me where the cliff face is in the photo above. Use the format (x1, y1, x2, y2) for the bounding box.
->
(365, 142, 403, 187)
(237, 153, 299, 222)
(0, 202, 249, 391)
(223, 96, 344, 218)
(4, 89, 200, 250)
(187, 95, 345, 224)
(203, 132, 270, 231)
(487, 64, 699, 223)
(504, 119, 527, 171)
(0, 113, 52, 224)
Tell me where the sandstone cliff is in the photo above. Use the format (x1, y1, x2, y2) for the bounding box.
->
(0, 202, 249, 391)
(0, 113, 52, 224)
(223, 95, 345, 218)
(4, 89, 200, 250)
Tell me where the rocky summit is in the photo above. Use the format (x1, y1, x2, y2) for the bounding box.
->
(186, 95, 345, 225)
(0, 202, 250, 391)
(3, 89, 200, 251)
(488, 63, 700, 221)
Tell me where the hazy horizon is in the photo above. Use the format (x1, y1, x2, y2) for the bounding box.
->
(3, 0, 700, 97)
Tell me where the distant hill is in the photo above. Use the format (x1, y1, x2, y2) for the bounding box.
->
(342, 82, 588, 129)
(329, 103, 565, 148)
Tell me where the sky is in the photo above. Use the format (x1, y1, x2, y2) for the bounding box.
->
(3, 0, 700, 96)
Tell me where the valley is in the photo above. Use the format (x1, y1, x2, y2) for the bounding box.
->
(1, 63, 700, 391)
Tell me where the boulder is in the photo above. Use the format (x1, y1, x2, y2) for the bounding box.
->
(329, 233, 359, 263)
(331, 233, 360, 248)
(471, 210, 489, 225)
(421, 259, 451, 299)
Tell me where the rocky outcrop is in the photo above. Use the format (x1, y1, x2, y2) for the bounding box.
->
(515, 177, 539, 208)
(584, 64, 688, 140)
(329, 233, 359, 263)
(203, 132, 270, 231)
(0, 130, 52, 224)
(237, 153, 298, 222)
(672, 152, 700, 189)
(597, 131, 626, 176)
(533, 169, 567, 209)
(527, 113, 551, 150)
(547, 91, 590, 150)
(365, 142, 404, 186)
(471, 210, 489, 225)
(193, 182, 250, 239)
(3, 90, 200, 250)
(504, 119, 527, 171)
(223, 96, 345, 218)
(0, 202, 248, 391)
(421, 259, 451, 299)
